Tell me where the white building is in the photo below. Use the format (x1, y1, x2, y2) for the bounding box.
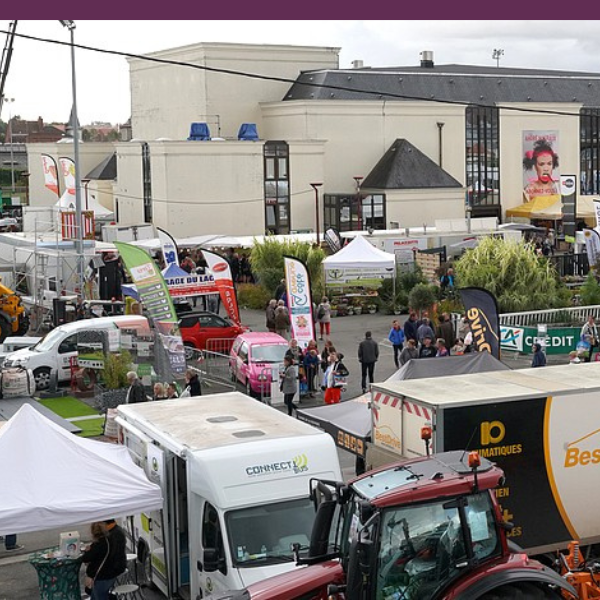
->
(26, 43, 600, 238)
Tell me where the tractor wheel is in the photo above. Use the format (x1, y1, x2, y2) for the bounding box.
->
(478, 582, 564, 599)
(0, 317, 11, 344)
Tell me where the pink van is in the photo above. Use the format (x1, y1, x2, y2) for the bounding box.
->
(229, 332, 288, 397)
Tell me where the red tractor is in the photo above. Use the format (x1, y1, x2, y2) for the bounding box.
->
(205, 450, 576, 600)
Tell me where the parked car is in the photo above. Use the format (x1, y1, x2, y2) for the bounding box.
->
(179, 311, 247, 358)
(2, 316, 150, 391)
(229, 332, 288, 397)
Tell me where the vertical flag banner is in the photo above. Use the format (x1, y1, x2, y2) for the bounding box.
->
(58, 157, 76, 194)
(202, 250, 241, 324)
(584, 229, 600, 267)
(593, 199, 600, 232)
(41, 154, 60, 197)
(157, 227, 180, 268)
(284, 256, 315, 349)
(459, 287, 501, 359)
(114, 242, 186, 376)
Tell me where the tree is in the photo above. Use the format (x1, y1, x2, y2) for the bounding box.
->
(580, 271, 600, 305)
(454, 236, 570, 313)
(408, 283, 438, 317)
(250, 238, 325, 299)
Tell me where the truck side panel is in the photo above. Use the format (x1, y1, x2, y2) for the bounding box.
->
(441, 397, 571, 551)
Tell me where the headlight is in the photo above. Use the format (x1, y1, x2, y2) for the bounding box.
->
(5, 357, 28, 367)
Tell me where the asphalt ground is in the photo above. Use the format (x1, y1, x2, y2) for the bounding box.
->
(0, 308, 565, 599)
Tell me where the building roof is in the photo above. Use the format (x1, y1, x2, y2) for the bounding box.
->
(362, 139, 462, 190)
(85, 153, 116, 180)
(284, 63, 600, 107)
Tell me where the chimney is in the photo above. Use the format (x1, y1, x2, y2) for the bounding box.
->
(420, 50, 434, 68)
(352, 59, 364, 69)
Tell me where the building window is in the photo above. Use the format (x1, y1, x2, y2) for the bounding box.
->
(465, 106, 500, 211)
(324, 193, 386, 232)
(264, 141, 290, 235)
(141, 142, 152, 223)
(581, 109, 600, 195)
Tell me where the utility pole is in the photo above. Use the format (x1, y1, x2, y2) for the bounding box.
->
(492, 49, 504, 68)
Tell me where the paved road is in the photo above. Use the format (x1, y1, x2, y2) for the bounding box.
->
(0, 308, 564, 599)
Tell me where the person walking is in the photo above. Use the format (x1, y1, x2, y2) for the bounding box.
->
(184, 369, 202, 396)
(436, 313, 455, 354)
(416, 318, 435, 347)
(388, 320, 405, 369)
(126, 371, 147, 404)
(280, 356, 298, 416)
(321, 340, 336, 374)
(358, 331, 379, 394)
(399, 339, 418, 365)
(323, 352, 345, 404)
(274, 279, 286, 301)
(265, 299, 277, 333)
(316, 297, 331, 341)
(581, 315, 599, 363)
(303, 349, 320, 397)
(531, 343, 547, 367)
(274, 303, 290, 339)
(403, 312, 419, 345)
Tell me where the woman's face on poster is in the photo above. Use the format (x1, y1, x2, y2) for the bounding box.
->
(535, 152, 554, 183)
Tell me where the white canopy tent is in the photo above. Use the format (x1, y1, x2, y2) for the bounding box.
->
(55, 189, 114, 218)
(323, 235, 396, 270)
(0, 404, 162, 535)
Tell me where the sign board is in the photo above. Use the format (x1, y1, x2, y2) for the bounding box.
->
(383, 238, 427, 263)
(500, 325, 579, 355)
(325, 267, 393, 288)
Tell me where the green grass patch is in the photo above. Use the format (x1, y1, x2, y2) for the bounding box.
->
(74, 417, 106, 438)
(37, 396, 99, 419)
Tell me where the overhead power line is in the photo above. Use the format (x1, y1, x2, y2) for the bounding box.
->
(0, 27, 587, 120)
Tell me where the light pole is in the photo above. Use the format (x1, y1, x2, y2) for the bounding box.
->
(59, 20, 85, 296)
(310, 183, 323, 246)
(5, 97, 15, 193)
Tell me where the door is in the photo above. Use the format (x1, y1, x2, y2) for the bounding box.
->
(57, 333, 78, 381)
(196, 314, 234, 353)
(196, 500, 230, 597)
(236, 342, 249, 385)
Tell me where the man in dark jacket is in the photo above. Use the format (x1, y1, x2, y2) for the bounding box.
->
(435, 313, 455, 354)
(126, 372, 147, 404)
(185, 369, 202, 396)
(358, 331, 379, 394)
(403, 313, 419, 345)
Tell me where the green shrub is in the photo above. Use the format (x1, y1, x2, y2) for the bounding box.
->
(580, 272, 600, 306)
(408, 283, 438, 316)
(237, 283, 271, 310)
(103, 350, 133, 390)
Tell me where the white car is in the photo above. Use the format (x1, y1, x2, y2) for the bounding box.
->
(2, 316, 150, 391)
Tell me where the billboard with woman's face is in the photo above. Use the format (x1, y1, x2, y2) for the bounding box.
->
(522, 131, 560, 203)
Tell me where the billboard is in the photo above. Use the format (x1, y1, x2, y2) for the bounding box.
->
(522, 130, 560, 204)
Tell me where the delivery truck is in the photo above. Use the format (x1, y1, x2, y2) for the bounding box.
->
(367, 361, 600, 554)
(116, 391, 342, 600)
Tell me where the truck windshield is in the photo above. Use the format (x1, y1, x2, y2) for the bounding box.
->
(226, 498, 314, 566)
(374, 492, 500, 600)
(251, 345, 287, 363)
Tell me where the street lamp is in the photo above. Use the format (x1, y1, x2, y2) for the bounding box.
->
(310, 183, 323, 246)
(59, 20, 85, 296)
(4, 97, 15, 193)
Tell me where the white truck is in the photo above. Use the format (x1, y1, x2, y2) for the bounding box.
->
(116, 392, 342, 600)
(367, 361, 600, 555)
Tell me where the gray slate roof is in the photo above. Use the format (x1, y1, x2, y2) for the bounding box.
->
(362, 139, 462, 190)
(85, 153, 116, 180)
(284, 64, 600, 107)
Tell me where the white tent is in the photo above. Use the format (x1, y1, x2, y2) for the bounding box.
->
(56, 189, 114, 217)
(0, 404, 162, 535)
(322, 235, 396, 270)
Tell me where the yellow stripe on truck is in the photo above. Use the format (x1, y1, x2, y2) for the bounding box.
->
(543, 396, 578, 540)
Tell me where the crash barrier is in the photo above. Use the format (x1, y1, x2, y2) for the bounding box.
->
(205, 337, 237, 355)
(187, 347, 235, 391)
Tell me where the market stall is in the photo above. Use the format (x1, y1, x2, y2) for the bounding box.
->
(322, 235, 396, 313)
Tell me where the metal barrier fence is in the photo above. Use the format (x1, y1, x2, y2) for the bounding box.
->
(205, 337, 237, 355)
(186, 347, 235, 392)
(549, 253, 589, 278)
(499, 304, 600, 327)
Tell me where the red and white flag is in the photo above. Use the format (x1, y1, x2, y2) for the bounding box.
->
(41, 154, 60, 197)
(203, 250, 241, 324)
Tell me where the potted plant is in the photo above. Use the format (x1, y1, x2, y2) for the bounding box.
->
(330, 303, 338, 318)
(97, 350, 134, 411)
(367, 303, 377, 314)
(353, 299, 363, 315)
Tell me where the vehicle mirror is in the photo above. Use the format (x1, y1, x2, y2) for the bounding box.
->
(203, 548, 220, 572)
(359, 500, 374, 524)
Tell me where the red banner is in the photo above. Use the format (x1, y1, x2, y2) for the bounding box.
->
(202, 250, 241, 324)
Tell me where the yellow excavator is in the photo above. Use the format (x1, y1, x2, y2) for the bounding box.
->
(0, 280, 29, 342)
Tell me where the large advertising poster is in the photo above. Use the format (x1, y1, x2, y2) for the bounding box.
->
(284, 256, 315, 349)
(522, 130, 560, 205)
(114, 242, 186, 376)
(443, 398, 571, 550)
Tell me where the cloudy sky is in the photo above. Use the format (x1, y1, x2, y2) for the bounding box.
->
(2, 20, 600, 125)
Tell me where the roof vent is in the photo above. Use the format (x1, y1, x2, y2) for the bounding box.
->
(352, 59, 364, 69)
(420, 50, 434, 68)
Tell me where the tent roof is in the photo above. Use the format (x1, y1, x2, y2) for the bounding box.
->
(56, 189, 114, 217)
(505, 195, 558, 218)
(0, 404, 162, 535)
(323, 235, 395, 269)
(530, 196, 596, 220)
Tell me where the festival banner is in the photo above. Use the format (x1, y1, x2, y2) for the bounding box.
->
(114, 242, 186, 376)
(156, 227, 180, 268)
(284, 256, 315, 349)
(58, 157, 76, 195)
(593, 199, 600, 232)
(202, 250, 241, 324)
(459, 287, 501, 359)
(41, 154, 60, 197)
(584, 229, 600, 268)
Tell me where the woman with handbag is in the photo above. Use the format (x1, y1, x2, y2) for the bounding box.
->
(280, 356, 298, 416)
(323, 352, 348, 405)
(81, 520, 127, 599)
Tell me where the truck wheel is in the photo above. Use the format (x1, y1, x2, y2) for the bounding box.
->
(478, 582, 563, 599)
(0, 317, 10, 343)
(33, 367, 52, 391)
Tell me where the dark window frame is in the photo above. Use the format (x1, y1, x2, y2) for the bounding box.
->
(580, 108, 600, 196)
(264, 141, 290, 235)
(323, 193, 386, 232)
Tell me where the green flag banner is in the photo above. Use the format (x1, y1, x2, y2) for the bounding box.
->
(115, 242, 186, 376)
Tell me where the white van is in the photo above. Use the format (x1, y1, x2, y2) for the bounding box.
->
(2, 316, 150, 390)
(116, 392, 343, 600)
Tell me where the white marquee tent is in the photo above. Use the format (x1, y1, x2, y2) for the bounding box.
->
(55, 189, 114, 218)
(322, 234, 396, 270)
(0, 404, 162, 535)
